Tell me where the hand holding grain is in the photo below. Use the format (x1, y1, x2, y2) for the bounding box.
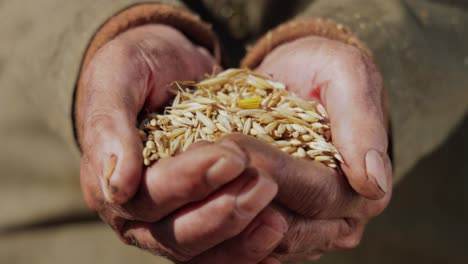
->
(75, 25, 392, 263)
(256, 36, 392, 200)
(218, 134, 391, 262)
(76, 25, 286, 264)
(248, 36, 393, 261)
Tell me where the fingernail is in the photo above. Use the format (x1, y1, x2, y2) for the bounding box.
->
(206, 155, 246, 187)
(365, 149, 387, 194)
(100, 154, 117, 202)
(206, 140, 248, 187)
(219, 140, 248, 163)
(247, 209, 288, 252)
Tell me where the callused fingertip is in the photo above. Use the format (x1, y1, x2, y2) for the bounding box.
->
(365, 149, 388, 196)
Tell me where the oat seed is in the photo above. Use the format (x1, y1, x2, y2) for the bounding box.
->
(139, 68, 341, 169)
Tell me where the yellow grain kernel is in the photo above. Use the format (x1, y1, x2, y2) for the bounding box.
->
(237, 96, 262, 109)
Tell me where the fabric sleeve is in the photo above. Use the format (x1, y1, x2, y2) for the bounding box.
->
(241, 0, 468, 184)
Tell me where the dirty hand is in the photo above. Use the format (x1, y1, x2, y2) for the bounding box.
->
(219, 132, 391, 262)
(256, 36, 392, 200)
(242, 35, 393, 261)
(76, 24, 286, 264)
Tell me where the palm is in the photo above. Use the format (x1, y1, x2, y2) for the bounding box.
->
(256, 36, 391, 200)
(250, 36, 392, 261)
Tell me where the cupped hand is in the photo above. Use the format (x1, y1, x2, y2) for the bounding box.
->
(76, 25, 286, 263)
(219, 133, 391, 262)
(229, 35, 393, 261)
(256, 36, 391, 200)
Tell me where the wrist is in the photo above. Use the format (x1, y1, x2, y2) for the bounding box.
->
(241, 18, 372, 69)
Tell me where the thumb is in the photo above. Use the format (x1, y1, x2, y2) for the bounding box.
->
(77, 25, 220, 205)
(255, 37, 392, 200)
(76, 40, 149, 205)
(323, 50, 391, 200)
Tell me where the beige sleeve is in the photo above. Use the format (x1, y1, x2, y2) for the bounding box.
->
(0, 0, 220, 153)
(242, 0, 468, 184)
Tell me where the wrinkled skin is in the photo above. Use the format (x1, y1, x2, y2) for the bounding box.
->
(77, 25, 392, 263)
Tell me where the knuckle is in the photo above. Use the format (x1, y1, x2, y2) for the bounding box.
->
(81, 113, 114, 148)
(152, 161, 213, 203)
(85, 108, 120, 131)
(212, 197, 246, 235)
(334, 219, 364, 250)
(339, 234, 362, 249)
(178, 175, 211, 201)
(235, 196, 262, 217)
(275, 219, 305, 255)
(275, 236, 295, 255)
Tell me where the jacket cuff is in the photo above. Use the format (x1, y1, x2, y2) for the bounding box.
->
(241, 18, 373, 69)
(81, 3, 221, 72)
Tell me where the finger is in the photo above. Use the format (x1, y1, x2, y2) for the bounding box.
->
(123, 141, 248, 222)
(184, 139, 212, 150)
(190, 206, 287, 264)
(322, 47, 390, 200)
(219, 135, 361, 218)
(81, 142, 246, 242)
(80, 155, 128, 232)
(274, 213, 365, 262)
(122, 168, 278, 262)
(76, 34, 154, 205)
(152, 168, 278, 259)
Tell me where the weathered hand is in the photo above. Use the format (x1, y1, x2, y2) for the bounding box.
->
(219, 133, 392, 262)
(256, 36, 391, 200)
(222, 35, 393, 261)
(76, 25, 286, 263)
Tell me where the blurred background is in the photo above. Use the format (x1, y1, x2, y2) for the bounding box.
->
(0, 0, 467, 263)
